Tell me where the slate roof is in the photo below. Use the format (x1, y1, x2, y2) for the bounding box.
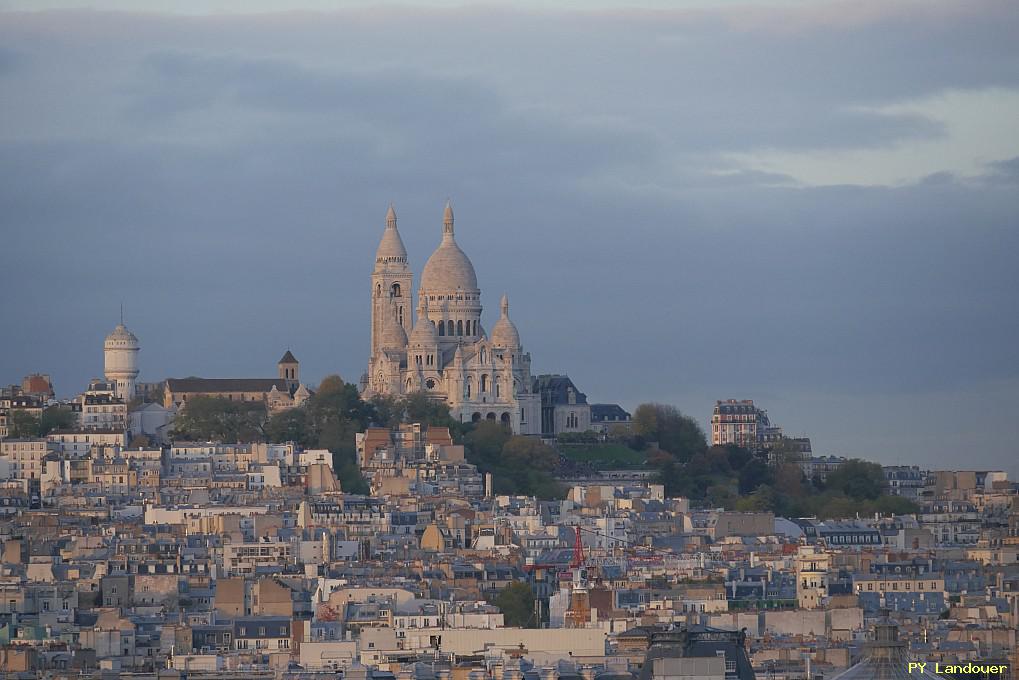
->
(532, 374, 587, 405)
(591, 404, 631, 421)
(166, 377, 288, 393)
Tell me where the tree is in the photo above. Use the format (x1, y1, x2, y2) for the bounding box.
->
(265, 408, 314, 447)
(39, 405, 77, 436)
(8, 410, 40, 438)
(735, 485, 777, 511)
(825, 459, 886, 500)
(738, 458, 773, 495)
(464, 421, 512, 468)
(774, 463, 809, 498)
(171, 396, 266, 442)
(369, 395, 403, 428)
(402, 391, 454, 429)
(632, 403, 707, 462)
(491, 581, 535, 628)
(502, 436, 558, 471)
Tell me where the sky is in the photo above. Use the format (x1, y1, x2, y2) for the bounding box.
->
(1, 0, 1017, 473)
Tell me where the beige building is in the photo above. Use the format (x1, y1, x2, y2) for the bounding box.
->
(362, 203, 541, 434)
(0, 438, 50, 480)
(710, 399, 772, 448)
(795, 545, 829, 609)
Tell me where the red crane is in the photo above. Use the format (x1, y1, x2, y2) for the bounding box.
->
(570, 525, 586, 569)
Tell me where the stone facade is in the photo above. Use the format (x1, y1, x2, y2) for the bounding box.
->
(362, 203, 540, 434)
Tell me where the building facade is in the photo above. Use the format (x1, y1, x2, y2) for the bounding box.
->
(361, 204, 540, 434)
(104, 322, 140, 402)
(710, 399, 771, 449)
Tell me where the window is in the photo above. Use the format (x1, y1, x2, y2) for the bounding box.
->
(457, 320, 463, 336)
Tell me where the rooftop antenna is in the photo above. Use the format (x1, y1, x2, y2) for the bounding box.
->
(120, 302, 124, 325)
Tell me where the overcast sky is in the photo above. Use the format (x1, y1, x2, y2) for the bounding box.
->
(1, 0, 1017, 473)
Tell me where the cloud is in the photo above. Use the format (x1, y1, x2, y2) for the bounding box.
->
(0, 2, 1018, 469)
(981, 156, 1019, 184)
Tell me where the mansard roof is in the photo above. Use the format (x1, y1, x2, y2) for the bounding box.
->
(165, 377, 288, 393)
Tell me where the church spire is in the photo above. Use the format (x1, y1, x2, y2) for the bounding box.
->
(375, 203, 408, 269)
(443, 199, 454, 237)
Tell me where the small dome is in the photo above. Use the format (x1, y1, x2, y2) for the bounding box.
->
(375, 204, 409, 268)
(105, 323, 139, 349)
(420, 201, 478, 292)
(490, 294, 520, 349)
(380, 304, 408, 350)
(409, 296, 439, 347)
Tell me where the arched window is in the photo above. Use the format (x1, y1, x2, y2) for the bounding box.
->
(465, 378, 472, 398)
(501, 413, 510, 424)
(398, 306, 404, 324)
(472, 412, 482, 422)
(481, 374, 488, 392)
(486, 412, 496, 421)
(391, 283, 401, 297)
(480, 349, 486, 363)
(495, 381, 501, 398)
(376, 284, 382, 297)
(438, 322, 445, 336)
(457, 320, 463, 336)
(447, 320, 454, 336)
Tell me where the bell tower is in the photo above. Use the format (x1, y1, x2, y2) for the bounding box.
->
(371, 204, 413, 356)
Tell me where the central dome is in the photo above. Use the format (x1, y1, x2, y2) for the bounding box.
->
(105, 323, 139, 349)
(420, 201, 479, 292)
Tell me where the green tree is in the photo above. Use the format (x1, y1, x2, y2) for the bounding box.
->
(369, 395, 403, 428)
(825, 459, 887, 500)
(491, 581, 536, 628)
(632, 403, 707, 462)
(464, 421, 512, 467)
(38, 405, 77, 436)
(738, 458, 773, 495)
(774, 462, 809, 498)
(735, 484, 777, 511)
(402, 391, 454, 429)
(8, 410, 40, 438)
(265, 407, 314, 447)
(171, 396, 266, 442)
(502, 436, 558, 471)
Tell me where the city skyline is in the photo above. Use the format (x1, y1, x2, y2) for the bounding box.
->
(1, 1, 1018, 472)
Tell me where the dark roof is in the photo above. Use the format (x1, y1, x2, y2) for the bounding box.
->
(166, 377, 287, 393)
(639, 627, 756, 680)
(279, 350, 298, 365)
(532, 374, 587, 406)
(591, 403, 631, 421)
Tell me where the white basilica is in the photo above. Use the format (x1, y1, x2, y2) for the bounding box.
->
(361, 202, 541, 434)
